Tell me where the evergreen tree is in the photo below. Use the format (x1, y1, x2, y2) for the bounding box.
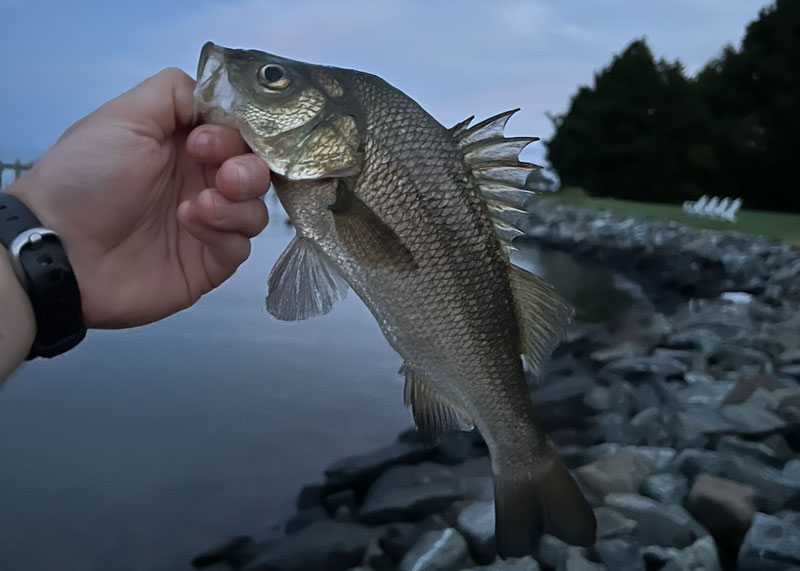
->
(697, 0, 800, 211)
(547, 40, 714, 203)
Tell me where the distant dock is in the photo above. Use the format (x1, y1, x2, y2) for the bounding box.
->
(0, 159, 33, 190)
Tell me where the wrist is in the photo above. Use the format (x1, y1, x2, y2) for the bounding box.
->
(0, 246, 36, 378)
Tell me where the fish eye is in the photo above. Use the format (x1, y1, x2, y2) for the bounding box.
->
(259, 64, 289, 90)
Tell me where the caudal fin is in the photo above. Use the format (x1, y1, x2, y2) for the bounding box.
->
(493, 450, 596, 558)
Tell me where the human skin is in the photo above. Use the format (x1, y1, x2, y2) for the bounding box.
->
(0, 67, 272, 382)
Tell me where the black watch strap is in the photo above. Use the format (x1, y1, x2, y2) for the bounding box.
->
(0, 192, 86, 359)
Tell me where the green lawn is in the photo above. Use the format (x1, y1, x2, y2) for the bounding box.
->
(544, 188, 800, 248)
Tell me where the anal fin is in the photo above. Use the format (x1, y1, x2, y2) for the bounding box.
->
(266, 236, 348, 321)
(401, 364, 474, 447)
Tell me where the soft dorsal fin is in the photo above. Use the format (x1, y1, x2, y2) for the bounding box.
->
(451, 110, 541, 253)
(508, 265, 573, 379)
(401, 364, 474, 446)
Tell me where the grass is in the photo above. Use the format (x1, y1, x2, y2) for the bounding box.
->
(544, 187, 800, 248)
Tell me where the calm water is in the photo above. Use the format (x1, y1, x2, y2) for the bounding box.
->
(0, 207, 632, 570)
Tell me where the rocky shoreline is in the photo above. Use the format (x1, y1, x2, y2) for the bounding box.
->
(194, 202, 800, 571)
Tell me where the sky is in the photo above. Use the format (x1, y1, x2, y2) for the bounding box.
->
(0, 0, 774, 165)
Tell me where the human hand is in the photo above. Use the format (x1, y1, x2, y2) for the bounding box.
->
(7, 68, 270, 329)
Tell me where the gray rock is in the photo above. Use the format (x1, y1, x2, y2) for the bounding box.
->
(633, 383, 661, 411)
(324, 441, 434, 489)
(590, 341, 646, 364)
(557, 547, 606, 571)
(737, 512, 800, 571)
(642, 536, 721, 571)
(456, 501, 495, 564)
(722, 369, 784, 404)
(623, 446, 676, 471)
(594, 507, 638, 539)
(719, 403, 787, 435)
(296, 484, 324, 510)
(360, 463, 464, 524)
(530, 374, 596, 427)
(583, 386, 611, 413)
(242, 520, 374, 571)
(607, 380, 638, 418)
(575, 450, 655, 502)
(594, 538, 645, 571)
(192, 535, 259, 569)
(716, 435, 787, 467)
(398, 528, 470, 571)
(535, 534, 568, 570)
(363, 537, 394, 571)
(380, 523, 425, 563)
(285, 506, 328, 534)
(604, 493, 698, 548)
(600, 356, 687, 382)
(783, 459, 800, 482)
(325, 489, 357, 515)
(718, 454, 800, 513)
(641, 473, 688, 505)
(671, 449, 725, 479)
(686, 474, 757, 558)
(464, 556, 541, 570)
(674, 409, 737, 441)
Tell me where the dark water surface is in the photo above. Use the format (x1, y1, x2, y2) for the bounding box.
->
(0, 209, 632, 570)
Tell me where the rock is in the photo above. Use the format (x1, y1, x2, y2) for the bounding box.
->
(718, 454, 800, 513)
(455, 501, 495, 564)
(576, 450, 655, 502)
(674, 408, 737, 438)
(722, 368, 784, 404)
(604, 493, 699, 549)
(784, 459, 800, 482)
(379, 523, 425, 563)
(641, 473, 688, 505)
(535, 534, 568, 570)
(285, 506, 328, 534)
(360, 463, 464, 524)
(192, 535, 259, 569)
(398, 528, 470, 571)
(590, 341, 646, 364)
(583, 386, 611, 413)
(464, 556, 541, 570)
(607, 380, 638, 418)
(718, 403, 786, 435)
(296, 484, 325, 510)
(737, 512, 800, 571)
(623, 446, 676, 472)
(325, 489, 357, 515)
(591, 413, 641, 445)
(324, 441, 434, 490)
(530, 374, 596, 428)
(594, 507, 638, 539)
(242, 520, 374, 571)
(363, 537, 394, 571)
(436, 431, 486, 465)
(642, 536, 721, 571)
(594, 538, 645, 571)
(686, 474, 757, 559)
(600, 356, 687, 383)
(716, 435, 787, 467)
(671, 449, 725, 479)
(557, 547, 606, 571)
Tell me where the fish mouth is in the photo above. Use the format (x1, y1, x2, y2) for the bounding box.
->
(193, 41, 238, 128)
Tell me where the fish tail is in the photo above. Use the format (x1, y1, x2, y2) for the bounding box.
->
(493, 448, 596, 558)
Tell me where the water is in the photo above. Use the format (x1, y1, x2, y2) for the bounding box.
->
(0, 209, 633, 570)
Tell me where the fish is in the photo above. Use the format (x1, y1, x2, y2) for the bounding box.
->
(193, 42, 596, 557)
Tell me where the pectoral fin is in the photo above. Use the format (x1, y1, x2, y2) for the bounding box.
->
(508, 265, 574, 378)
(330, 182, 416, 270)
(401, 364, 474, 447)
(266, 236, 348, 321)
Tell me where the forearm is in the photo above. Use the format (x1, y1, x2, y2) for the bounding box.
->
(0, 247, 35, 382)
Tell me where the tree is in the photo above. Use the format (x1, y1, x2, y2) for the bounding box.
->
(697, 0, 800, 211)
(547, 40, 714, 203)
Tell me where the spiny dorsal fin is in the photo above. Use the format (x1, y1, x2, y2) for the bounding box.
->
(508, 265, 574, 379)
(448, 116, 474, 137)
(266, 236, 348, 321)
(401, 364, 474, 447)
(452, 110, 540, 251)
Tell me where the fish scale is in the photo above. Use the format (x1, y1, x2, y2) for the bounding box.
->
(193, 41, 596, 557)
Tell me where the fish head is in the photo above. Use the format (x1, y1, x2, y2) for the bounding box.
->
(194, 42, 362, 180)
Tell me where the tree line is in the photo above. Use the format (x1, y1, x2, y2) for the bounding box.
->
(546, 0, 800, 212)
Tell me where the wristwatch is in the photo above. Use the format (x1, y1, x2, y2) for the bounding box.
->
(0, 192, 86, 359)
